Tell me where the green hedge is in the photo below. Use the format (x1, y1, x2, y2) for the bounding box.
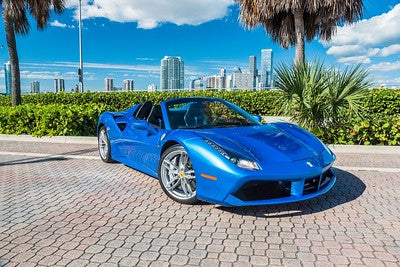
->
(318, 115, 400, 145)
(0, 104, 107, 136)
(0, 89, 399, 144)
(0, 103, 399, 145)
(0, 90, 283, 116)
(0, 88, 399, 115)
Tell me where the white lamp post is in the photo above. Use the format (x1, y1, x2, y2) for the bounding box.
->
(78, 0, 84, 92)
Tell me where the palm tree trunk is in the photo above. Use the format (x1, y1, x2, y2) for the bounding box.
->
(293, 9, 305, 66)
(2, 6, 22, 106)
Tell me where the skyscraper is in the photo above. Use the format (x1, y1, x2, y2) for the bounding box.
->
(123, 79, 134, 91)
(54, 78, 65, 93)
(4, 62, 11, 96)
(104, 78, 114, 91)
(31, 81, 40, 94)
(260, 49, 273, 88)
(190, 78, 204, 90)
(147, 84, 157, 92)
(249, 56, 258, 88)
(220, 68, 226, 77)
(160, 56, 184, 90)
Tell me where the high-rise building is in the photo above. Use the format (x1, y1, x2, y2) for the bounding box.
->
(190, 78, 204, 90)
(160, 56, 184, 90)
(123, 79, 134, 91)
(205, 68, 226, 90)
(260, 49, 273, 88)
(54, 78, 65, 93)
(104, 78, 114, 91)
(147, 84, 157, 92)
(4, 62, 11, 96)
(31, 81, 40, 94)
(233, 72, 254, 89)
(220, 68, 226, 77)
(225, 75, 233, 90)
(249, 56, 258, 88)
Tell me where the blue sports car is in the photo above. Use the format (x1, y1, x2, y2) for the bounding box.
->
(97, 97, 336, 206)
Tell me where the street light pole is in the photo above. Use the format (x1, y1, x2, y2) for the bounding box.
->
(78, 0, 84, 92)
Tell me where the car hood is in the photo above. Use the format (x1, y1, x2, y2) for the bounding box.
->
(193, 123, 326, 163)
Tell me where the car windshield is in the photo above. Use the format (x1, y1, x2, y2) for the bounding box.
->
(166, 99, 261, 129)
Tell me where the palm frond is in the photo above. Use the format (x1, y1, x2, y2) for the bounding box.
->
(275, 60, 370, 133)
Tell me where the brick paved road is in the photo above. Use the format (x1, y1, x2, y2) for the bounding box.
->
(0, 141, 399, 266)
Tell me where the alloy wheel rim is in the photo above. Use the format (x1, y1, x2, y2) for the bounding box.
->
(99, 130, 108, 159)
(161, 149, 196, 200)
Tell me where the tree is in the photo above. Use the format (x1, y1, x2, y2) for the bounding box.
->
(2, 0, 65, 106)
(236, 0, 364, 65)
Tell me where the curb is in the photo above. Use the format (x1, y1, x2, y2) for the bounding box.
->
(0, 134, 97, 145)
(328, 145, 400, 155)
(0, 134, 399, 154)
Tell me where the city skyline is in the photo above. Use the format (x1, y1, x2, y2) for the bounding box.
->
(0, 1, 399, 93)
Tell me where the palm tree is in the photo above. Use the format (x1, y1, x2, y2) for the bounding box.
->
(2, 0, 65, 106)
(236, 0, 364, 65)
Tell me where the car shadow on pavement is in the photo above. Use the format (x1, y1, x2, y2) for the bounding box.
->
(0, 156, 68, 167)
(218, 169, 366, 218)
(0, 148, 97, 167)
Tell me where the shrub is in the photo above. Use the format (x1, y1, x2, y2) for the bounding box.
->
(275, 61, 371, 132)
(0, 89, 399, 116)
(0, 90, 282, 116)
(319, 115, 400, 145)
(0, 104, 108, 136)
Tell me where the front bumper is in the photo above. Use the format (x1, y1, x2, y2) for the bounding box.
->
(183, 138, 337, 207)
(223, 168, 336, 206)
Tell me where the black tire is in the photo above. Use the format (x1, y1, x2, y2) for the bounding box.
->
(158, 144, 198, 205)
(98, 126, 114, 163)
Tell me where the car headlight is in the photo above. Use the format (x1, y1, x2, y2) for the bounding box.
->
(204, 139, 260, 171)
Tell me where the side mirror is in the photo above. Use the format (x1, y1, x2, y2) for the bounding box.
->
(252, 114, 262, 123)
(133, 120, 151, 130)
(132, 121, 157, 134)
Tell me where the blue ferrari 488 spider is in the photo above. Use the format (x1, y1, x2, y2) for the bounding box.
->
(97, 97, 336, 206)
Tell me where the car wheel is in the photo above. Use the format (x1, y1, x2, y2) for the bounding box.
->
(159, 144, 198, 204)
(98, 126, 113, 163)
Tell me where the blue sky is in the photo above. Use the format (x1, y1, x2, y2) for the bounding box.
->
(0, 0, 399, 93)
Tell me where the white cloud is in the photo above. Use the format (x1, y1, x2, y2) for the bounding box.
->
(22, 62, 160, 72)
(337, 55, 371, 64)
(369, 61, 400, 72)
(325, 4, 400, 63)
(329, 4, 400, 47)
(136, 58, 156, 61)
(16, 70, 95, 80)
(50, 20, 75, 28)
(65, 0, 234, 29)
(326, 45, 363, 57)
(378, 44, 400, 57)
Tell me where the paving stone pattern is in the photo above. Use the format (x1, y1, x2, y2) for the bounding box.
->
(0, 142, 399, 266)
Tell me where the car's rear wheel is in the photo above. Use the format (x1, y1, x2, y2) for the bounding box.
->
(159, 145, 198, 204)
(98, 126, 113, 163)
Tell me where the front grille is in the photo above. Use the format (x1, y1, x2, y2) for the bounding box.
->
(303, 168, 334, 195)
(303, 176, 320, 194)
(234, 181, 291, 201)
(319, 169, 333, 188)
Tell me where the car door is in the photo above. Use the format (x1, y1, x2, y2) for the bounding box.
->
(123, 104, 165, 175)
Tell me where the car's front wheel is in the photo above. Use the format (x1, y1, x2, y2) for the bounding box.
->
(98, 126, 113, 163)
(159, 144, 198, 204)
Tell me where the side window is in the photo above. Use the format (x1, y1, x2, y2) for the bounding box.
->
(147, 105, 165, 129)
(134, 101, 153, 120)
